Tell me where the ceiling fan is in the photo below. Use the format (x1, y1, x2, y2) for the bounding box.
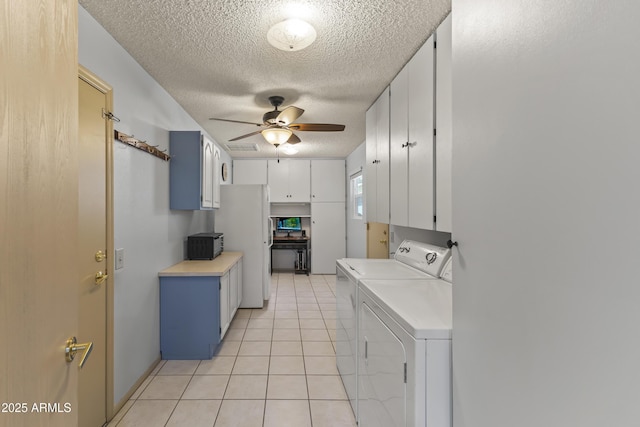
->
(209, 96, 345, 147)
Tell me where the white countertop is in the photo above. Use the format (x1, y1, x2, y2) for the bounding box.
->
(158, 252, 243, 277)
(358, 278, 452, 339)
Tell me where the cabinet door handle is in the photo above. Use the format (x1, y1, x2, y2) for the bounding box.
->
(401, 142, 408, 148)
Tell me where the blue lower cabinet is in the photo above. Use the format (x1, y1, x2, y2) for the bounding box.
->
(160, 276, 221, 360)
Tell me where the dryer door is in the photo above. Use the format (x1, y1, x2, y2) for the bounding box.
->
(359, 301, 406, 427)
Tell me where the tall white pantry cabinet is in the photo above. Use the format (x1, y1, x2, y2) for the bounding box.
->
(310, 159, 346, 274)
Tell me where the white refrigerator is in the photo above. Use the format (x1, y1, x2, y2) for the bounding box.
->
(216, 184, 272, 308)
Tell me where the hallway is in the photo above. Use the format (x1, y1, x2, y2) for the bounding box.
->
(107, 273, 356, 427)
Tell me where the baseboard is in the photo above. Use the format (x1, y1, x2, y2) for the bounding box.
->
(109, 355, 162, 420)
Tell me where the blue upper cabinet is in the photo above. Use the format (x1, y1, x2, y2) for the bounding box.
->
(170, 131, 220, 210)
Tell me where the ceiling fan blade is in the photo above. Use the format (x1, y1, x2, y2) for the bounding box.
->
(209, 117, 263, 127)
(286, 133, 302, 145)
(276, 106, 304, 126)
(288, 123, 345, 132)
(228, 129, 264, 141)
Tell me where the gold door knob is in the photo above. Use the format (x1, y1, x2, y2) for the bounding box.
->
(379, 239, 387, 244)
(65, 337, 93, 368)
(95, 250, 107, 262)
(95, 271, 108, 285)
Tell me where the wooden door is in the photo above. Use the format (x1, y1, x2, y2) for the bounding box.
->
(366, 222, 389, 259)
(0, 1, 78, 425)
(78, 68, 113, 426)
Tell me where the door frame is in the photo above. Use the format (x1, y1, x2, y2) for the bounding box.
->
(78, 65, 116, 419)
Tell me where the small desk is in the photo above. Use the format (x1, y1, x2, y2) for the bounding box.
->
(271, 237, 310, 275)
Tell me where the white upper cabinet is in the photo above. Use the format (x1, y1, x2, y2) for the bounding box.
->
(311, 159, 345, 202)
(233, 159, 268, 184)
(268, 159, 310, 202)
(389, 65, 410, 226)
(212, 144, 221, 208)
(201, 137, 215, 209)
(389, 35, 435, 230)
(365, 87, 390, 224)
(435, 14, 452, 232)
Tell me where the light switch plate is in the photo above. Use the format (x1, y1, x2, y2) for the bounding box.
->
(115, 248, 124, 270)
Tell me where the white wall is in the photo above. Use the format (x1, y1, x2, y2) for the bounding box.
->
(452, 1, 640, 426)
(346, 142, 366, 258)
(388, 225, 450, 256)
(79, 5, 232, 405)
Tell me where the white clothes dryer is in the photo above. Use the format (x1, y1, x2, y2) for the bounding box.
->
(357, 257, 453, 427)
(336, 241, 451, 421)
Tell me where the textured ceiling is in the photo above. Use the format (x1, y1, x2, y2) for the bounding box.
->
(79, 0, 451, 158)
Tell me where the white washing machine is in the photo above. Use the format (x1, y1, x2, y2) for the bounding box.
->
(357, 258, 453, 427)
(336, 241, 451, 422)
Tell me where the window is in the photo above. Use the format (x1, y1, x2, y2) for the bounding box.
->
(350, 171, 363, 220)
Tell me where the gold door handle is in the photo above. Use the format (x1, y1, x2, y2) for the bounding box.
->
(95, 250, 107, 262)
(95, 271, 108, 285)
(379, 240, 387, 244)
(65, 337, 93, 368)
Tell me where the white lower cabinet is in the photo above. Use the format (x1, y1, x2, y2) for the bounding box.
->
(311, 202, 346, 274)
(219, 271, 230, 338)
(229, 262, 238, 319)
(236, 259, 243, 309)
(220, 258, 243, 339)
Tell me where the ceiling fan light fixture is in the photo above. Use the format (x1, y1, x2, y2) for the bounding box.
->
(261, 128, 292, 146)
(281, 143, 299, 155)
(267, 19, 316, 51)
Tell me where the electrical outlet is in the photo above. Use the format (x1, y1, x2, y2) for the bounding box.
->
(115, 248, 125, 270)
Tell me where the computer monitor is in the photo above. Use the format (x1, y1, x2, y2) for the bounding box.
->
(276, 217, 302, 232)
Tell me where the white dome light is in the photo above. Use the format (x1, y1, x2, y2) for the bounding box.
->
(267, 19, 317, 52)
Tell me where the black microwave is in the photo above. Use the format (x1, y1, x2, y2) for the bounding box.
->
(187, 232, 223, 260)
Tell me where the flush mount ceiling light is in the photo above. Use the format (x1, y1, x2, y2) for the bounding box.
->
(267, 18, 317, 51)
(261, 127, 292, 146)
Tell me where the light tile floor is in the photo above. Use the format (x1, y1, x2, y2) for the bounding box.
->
(108, 273, 356, 427)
